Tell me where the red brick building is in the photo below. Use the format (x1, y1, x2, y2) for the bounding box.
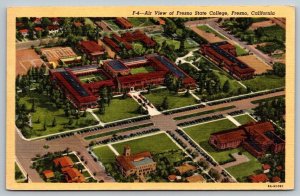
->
(50, 54, 196, 110)
(209, 121, 285, 158)
(249, 173, 269, 183)
(115, 17, 133, 29)
(78, 40, 105, 62)
(200, 41, 255, 79)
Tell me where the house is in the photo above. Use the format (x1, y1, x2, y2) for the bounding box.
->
(34, 27, 44, 34)
(116, 146, 157, 177)
(186, 174, 205, 183)
(47, 25, 60, 35)
(209, 121, 285, 158)
(262, 164, 271, 173)
(63, 167, 85, 183)
(19, 29, 29, 37)
(168, 175, 177, 182)
(42, 170, 55, 179)
(249, 173, 269, 183)
(175, 163, 197, 175)
(53, 156, 74, 169)
(271, 176, 281, 183)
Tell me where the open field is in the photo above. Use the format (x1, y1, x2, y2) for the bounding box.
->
(190, 25, 225, 43)
(96, 97, 141, 123)
(237, 55, 272, 74)
(41, 47, 77, 67)
(127, 18, 155, 27)
(104, 20, 121, 31)
(130, 66, 155, 75)
(248, 20, 275, 31)
(18, 92, 98, 138)
(144, 90, 197, 110)
(92, 146, 116, 164)
(226, 151, 262, 181)
(243, 75, 285, 91)
(16, 49, 44, 75)
(233, 114, 256, 125)
(183, 119, 237, 163)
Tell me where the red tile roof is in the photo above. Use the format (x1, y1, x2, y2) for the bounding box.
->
(262, 164, 271, 170)
(115, 17, 133, 29)
(80, 40, 105, 54)
(42, 170, 54, 179)
(249, 173, 269, 183)
(63, 167, 85, 183)
(211, 128, 246, 144)
(116, 151, 152, 171)
(19, 29, 29, 33)
(53, 156, 74, 168)
(271, 176, 281, 182)
(168, 175, 177, 181)
(34, 27, 44, 31)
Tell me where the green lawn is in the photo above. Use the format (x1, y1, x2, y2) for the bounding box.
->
(96, 97, 141, 123)
(112, 133, 179, 155)
(15, 163, 25, 182)
(127, 18, 155, 27)
(78, 73, 108, 83)
(151, 34, 198, 50)
(92, 146, 116, 164)
(105, 20, 121, 30)
(226, 151, 262, 181)
(197, 25, 226, 39)
(130, 66, 155, 75)
(84, 18, 96, 28)
(144, 90, 197, 110)
(234, 114, 255, 125)
(183, 119, 238, 163)
(235, 45, 249, 56)
(18, 92, 98, 138)
(243, 75, 285, 91)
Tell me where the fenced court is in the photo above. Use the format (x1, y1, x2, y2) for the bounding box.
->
(16, 49, 44, 75)
(41, 47, 77, 66)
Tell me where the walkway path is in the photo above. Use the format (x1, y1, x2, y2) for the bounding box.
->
(221, 153, 250, 169)
(225, 114, 241, 126)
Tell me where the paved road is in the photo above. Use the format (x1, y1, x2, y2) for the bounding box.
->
(16, 90, 284, 182)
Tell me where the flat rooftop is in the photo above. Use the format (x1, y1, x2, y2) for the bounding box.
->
(107, 60, 129, 71)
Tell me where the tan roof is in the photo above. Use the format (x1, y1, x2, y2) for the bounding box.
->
(176, 163, 196, 175)
(186, 174, 205, 183)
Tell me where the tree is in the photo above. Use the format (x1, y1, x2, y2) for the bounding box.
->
(161, 96, 169, 110)
(43, 120, 47, 131)
(52, 117, 57, 127)
(30, 99, 36, 112)
(209, 168, 221, 181)
(222, 80, 231, 93)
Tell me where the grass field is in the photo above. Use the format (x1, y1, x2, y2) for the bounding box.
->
(183, 119, 238, 163)
(18, 92, 98, 138)
(234, 114, 255, 125)
(127, 18, 155, 27)
(130, 66, 155, 75)
(226, 151, 262, 181)
(197, 25, 226, 39)
(243, 75, 285, 91)
(112, 133, 180, 155)
(15, 163, 25, 182)
(78, 73, 108, 83)
(92, 146, 116, 164)
(96, 97, 141, 123)
(151, 34, 198, 50)
(144, 90, 197, 110)
(235, 45, 249, 56)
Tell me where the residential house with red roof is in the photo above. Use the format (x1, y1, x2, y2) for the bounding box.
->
(249, 173, 269, 183)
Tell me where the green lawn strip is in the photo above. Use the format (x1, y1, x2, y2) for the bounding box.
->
(95, 97, 141, 123)
(18, 92, 98, 138)
(235, 45, 249, 56)
(105, 20, 121, 30)
(112, 133, 180, 156)
(144, 90, 197, 110)
(84, 123, 154, 140)
(174, 105, 236, 121)
(130, 66, 155, 75)
(183, 119, 238, 163)
(15, 163, 25, 181)
(127, 18, 154, 27)
(68, 153, 80, 163)
(251, 95, 285, 104)
(82, 171, 91, 178)
(226, 151, 262, 181)
(197, 25, 227, 39)
(152, 34, 180, 50)
(92, 146, 116, 164)
(78, 73, 107, 83)
(84, 18, 96, 28)
(243, 75, 285, 91)
(233, 114, 256, 125)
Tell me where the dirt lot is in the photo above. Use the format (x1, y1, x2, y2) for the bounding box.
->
(248, 20, 275, 31)
(190, 26, 224, 43)
(237, 55, 272, 74)
(16, 49, 44, 75)
(41, 47, 77, 67)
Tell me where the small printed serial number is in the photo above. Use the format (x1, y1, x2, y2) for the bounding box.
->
(268, 184, 284, 188)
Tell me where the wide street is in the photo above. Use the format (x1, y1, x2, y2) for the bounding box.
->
(15, 90, 285, 182)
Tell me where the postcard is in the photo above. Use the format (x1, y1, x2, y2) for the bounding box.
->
(7, 6, 295, 190)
